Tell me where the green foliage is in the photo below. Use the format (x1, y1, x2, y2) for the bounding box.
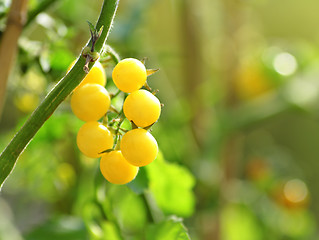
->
(24, 216, 88, 240)
(127, 167, 149, 194)
(221, 204, 262, 240)
(146, 217, 190, 240)
(146, 152, 196, 217)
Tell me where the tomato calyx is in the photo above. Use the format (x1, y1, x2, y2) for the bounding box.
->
(99, 148, 114, 155)
(146, 68, 159, 77)
(82, 21, 103, 73)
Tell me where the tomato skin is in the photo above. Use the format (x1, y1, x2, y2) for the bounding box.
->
(123, 89, 161, 128)
(112, 58, 147, 93)
(100, 150, 139, 184)
(121, 128, 158, 167)
(68, 60, 106, 90)
(70, 83, 110, 122)
(76, 121, 113, 158)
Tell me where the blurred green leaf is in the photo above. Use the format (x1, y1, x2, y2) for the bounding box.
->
(106, 185, 147, 234)
(221, 204, 262, 240)
(49, 48, 74, 72)
(24, 216, 88, 240)
(26, 113, 80, 145)
(146, 152, 195, 217)
(127, 167, 149, 194)
(146, 216, 190, 240)
(275, 208, 315, 238)
(100, 221, 121, 240)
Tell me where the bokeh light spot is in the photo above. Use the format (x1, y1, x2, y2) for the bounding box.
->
(284, 179, 308, 203)
(273, 52, 297, 76)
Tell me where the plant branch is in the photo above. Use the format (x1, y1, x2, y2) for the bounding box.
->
(0, 0, 29, 119)
(0, 0, 120, 189)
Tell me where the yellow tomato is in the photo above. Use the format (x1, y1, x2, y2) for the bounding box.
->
(123, 89, 161, 128)
(100, 150, 139, 184)
(112, 58, 147, 93)
(76, 121, 113, 158)
(68, 60, 106, 90)
(70, 83, 111, 122)
(235, 63, 272, 100)
(14, 92, 39, 113)
(121, 128, 158, 167)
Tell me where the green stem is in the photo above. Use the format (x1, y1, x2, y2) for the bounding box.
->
(113, 116, 125, 149)
(105, 45, 120, 64)
(0, 0, 120, 189)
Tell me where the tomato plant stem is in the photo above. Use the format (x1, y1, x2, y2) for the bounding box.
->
(0, 0, 120, 189)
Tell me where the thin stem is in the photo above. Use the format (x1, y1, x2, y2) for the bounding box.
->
(105, 45, 120, 64)
(0, 0, 120, 189)
(113, 117, 125, 149)
(110, 89, 121, 99)
(109, 105, 120, 114)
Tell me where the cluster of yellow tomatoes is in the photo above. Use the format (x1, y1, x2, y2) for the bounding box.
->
(69, 58, 161, 184)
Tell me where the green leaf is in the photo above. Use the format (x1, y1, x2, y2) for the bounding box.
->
(145, 152, 195, 217)
(24, 216, 88, 240)
(221, 204, 262, 240)
(87, 21, 96, 36)
(100, 221, 121, 240)
(105, 185, 147, 234)
(127, 167, 149, 194)
(49, 48, 74, 72)
(146, 216, 190, 240)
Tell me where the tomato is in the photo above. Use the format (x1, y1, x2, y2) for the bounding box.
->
(123, 89, 161, 128)
(121, 128, 158, 166)
(71, 83, 110, 122)
(100, 150, 138, 184)
(112, 58, 147, 93)
(76, 121, 113, 158)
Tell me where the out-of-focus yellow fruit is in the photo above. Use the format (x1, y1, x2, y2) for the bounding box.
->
(235, 63, 273, 100)
(14, 92, 39, 113)
(245, 157, 271, 182)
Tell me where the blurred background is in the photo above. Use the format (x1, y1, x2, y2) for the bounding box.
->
(1, 0, 319, 239)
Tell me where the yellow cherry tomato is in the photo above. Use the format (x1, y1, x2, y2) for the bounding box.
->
(121, 128, 158, 167)
(68, 60, 106, 90)
(76, 121, 113, 158)
(123, 89, 161, 128)
(112, 58, 147, 93)
(70, 83, 111, 122)
(100, 150, 139, 184)
(235, 63, 272, 100)
(14, 92, 39, 113)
